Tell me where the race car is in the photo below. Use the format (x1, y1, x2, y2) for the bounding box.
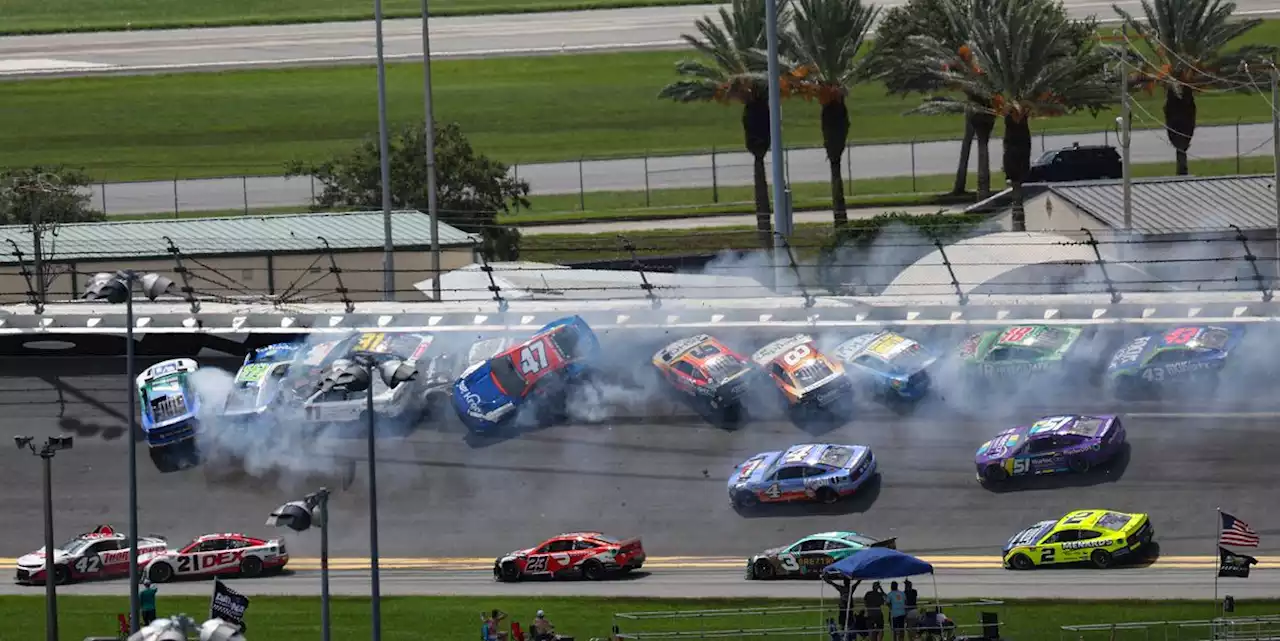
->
(832, 330, 936, 404)
(493, 532, 645, 582)
(955, 325, 1085, 382)
(301, 331, 452, 425)
(452, 316, 601, 433)
(143, 533, 288, 582)
(975, 414, 1126, 484)
(746, 531, 897, 580)
(459, 337, 515, 378)
(653, 334, 755, 424)
(15, 525, 168, 586)
(1003, 509, 1155, 570)
(219, 341, 306, 419)
(728, 443, 877, 509)
(752, 334, 854, 417)
(1106, 326, 1243, 398)
(135, 358, 203, 473)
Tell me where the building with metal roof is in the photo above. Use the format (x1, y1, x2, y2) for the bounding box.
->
(0, 210, 479, 304)
(414, 261, 775, 302)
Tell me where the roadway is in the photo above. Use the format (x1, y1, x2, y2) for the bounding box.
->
(88, 123, 1275, 216)
(6, 1, 1278, 79)
(2, 329, 1279, 599)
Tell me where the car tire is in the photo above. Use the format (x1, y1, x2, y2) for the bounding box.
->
(1009, 554, 1035, 571)
(240, 556, 264, 578)
(982, 465, 1008, 483)
(149, 447, 179, 474)
(148, 562, 175, 584)
(752, 559, 776, 580)
(815, 487, 840, 505)
(581, 560, 606, 581)
(1068, 457, 1090, 473)
(1090, 550, 1113, 569)
(733, 491, 758, 509)
(497, 562, 521, 583)
(52, 565, 71, 585)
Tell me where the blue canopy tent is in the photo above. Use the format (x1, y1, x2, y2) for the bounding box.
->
(818, 548, 939, 635)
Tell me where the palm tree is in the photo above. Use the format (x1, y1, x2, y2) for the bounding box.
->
(781, 0, 879, 227)
(889, 0, 1114, 230)
(660, 0, 791, 249)
(1112, 0, 1276, 175)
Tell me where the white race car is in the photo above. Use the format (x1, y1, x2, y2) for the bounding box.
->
(143, 532, 288, 582)
(300, 331, 452, 424)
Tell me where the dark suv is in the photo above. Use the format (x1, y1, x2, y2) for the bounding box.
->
(1025, 144, 1123, 183)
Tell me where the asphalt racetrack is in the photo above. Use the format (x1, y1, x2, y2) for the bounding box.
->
(2, 336, 1279, 599)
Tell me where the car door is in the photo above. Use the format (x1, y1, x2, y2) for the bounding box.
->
(1035, 529, 1078, 565)
(761, 465, 807, 501)
(570, 539, 601, 568)
(1064, 529, 1107, 562)
(777, 538, 828, 576)
(1023, 437, 1064, 474)
(74, 540, 118, 578)
(540, 539, 576, 574)
(178, 539, 230, 576)
(672, 361, 701, 393)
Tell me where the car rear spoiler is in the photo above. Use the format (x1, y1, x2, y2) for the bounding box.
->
(616, 537, 643, 551)
(872, 537, 898, 550)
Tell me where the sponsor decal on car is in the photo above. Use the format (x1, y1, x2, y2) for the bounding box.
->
(1061, 538, 1114, 551)
(1109, 336, 1151, 369)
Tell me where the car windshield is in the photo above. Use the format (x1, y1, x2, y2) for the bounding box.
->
(1197, 328, 1231, 350)
(1032, 328, 1071, 350)
(888, 343, 932, 372)
(792, 360, 833, 386)
(1035, 151, 1057, 164)
(1095, 512, 1132, 531)
(146, 375, 183, 401)
(817, 446, 855, 468)
(490, 355, 529, 397)
(249, 346, 294, 364)
(593, 534, 620, 544)
(54, 537, 93, 555)
(549, 326, 585, 360)
(704, 355, 746, 383)
(1064, 416, 1106, 437)
(841, 532, 880, 547)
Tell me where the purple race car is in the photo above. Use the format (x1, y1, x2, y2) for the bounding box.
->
(975, 415, 1126, 484)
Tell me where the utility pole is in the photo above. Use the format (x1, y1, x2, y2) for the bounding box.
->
(763, 0, 790, 291)
(374, 0, 395, 301)
(421, 0, 442, 301)
(1270, 61, 1279, 280)
(1121, 63, 1133, 231)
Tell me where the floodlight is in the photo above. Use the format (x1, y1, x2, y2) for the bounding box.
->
(138, 273, 176, 300)
(321, 359, 371, 393)
(47, 435, 73, 451)
(200, 618, 246, 641)
(14, 435, 32, 449)
(375, 359, 417, 389)
(82, 272, 130, 304)
(267, 500, 322, 532)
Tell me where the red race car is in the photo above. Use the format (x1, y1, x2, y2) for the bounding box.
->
(14, 525, 168, 585)
(142, 532, 289, 582)
(493, 532, 645, 582)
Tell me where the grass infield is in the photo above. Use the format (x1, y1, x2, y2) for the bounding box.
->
(2, 595, 1277, 640)
(4, 19, 1278, 183)
(0, 0, 707, 35)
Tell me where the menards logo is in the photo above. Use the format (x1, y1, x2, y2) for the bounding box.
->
(1061, 539, 1115, 550)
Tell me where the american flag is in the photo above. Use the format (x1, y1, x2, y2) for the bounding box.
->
(1220, 512, 1260, 548)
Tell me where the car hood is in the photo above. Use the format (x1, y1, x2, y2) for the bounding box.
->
(975, 428, 1028, 464)
(1004, 520, 1056, 552)
(453, 363, 514, 420)
(17, 549, 73, 568)
(500, 546, 535, 560)
(728, 451, 781, 489)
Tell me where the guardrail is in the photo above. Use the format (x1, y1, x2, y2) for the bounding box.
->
(1061, 615, 1280, 641)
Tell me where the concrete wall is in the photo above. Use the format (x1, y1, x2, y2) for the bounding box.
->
(0, 248, 474, 304)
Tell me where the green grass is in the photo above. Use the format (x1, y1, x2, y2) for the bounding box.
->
(3, 595, 1277, 640)
(5, 20, 1279, 183)
(0, 0, 707, 35)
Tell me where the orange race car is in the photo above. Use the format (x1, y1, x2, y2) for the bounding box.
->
(653, 334, 756, 426)
(751, 334, 854, 418)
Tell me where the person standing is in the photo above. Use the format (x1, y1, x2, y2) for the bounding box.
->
(887, 581, 907, 641)
(482, 609, 509, 641)
(863, 582, 886, 641)
(903, 580, 919, 640)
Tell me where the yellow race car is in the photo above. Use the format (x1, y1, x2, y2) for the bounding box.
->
(1002, 509, 1155, 570)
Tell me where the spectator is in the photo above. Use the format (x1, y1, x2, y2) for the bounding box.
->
(852, 608, 869, 640)
(139, 579, 158, 625)
(887, 581, 907, 641)
(823, 574, 856, 631)
(903, 580, 919, 640)
(916, 609, 954, 641)
(863, 582, 886, 641)
(483, 609, 509, 641)
(532, 610, 556, 641)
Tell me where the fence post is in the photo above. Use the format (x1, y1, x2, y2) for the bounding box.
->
(100, 182, 107, 214)
(173, 174, 180, 218)
(578, 157, 585, 211)
(785, 146, 792, 185)
(309, 174, 316, 204)
(711, 146, 719, 204)
(1236, 118, 1241, 173)
(846, 143, 853, 194)
(911, 139, 917, 192)
(512, 164, 520, 211)
(1040, 131, 1046, 152)
(243, 175, 249, 214)
(643, 153, 651, 208)
(1104, 127, 1109, 147)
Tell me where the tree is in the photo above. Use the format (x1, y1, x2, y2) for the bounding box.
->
(660, 0, 791, 249)
(0, 166, 105, 302)
(1112, 0, 1277, 175)
(873, 0, 998, 198)
(781, 0, 879, 227)
(286, 122, 530, 260)
(888, 0, 1114, 230)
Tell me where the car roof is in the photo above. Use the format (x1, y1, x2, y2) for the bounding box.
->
(777, 443, 861, 468)
(1055, 510, 1130, 530)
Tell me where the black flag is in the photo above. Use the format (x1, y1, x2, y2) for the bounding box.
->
(1218, 546, 1258, 578)
(209, 579, 251, 627)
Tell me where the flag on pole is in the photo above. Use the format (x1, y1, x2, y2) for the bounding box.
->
(209, 579, 250, 628)
(1219, 512, 1260, 548)
(1218, 547, 1259, 578)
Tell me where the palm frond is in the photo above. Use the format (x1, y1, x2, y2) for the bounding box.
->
(781, 0, 880, 101)
(1112, 0, 1275, 92)
(659, 0, 789, 104)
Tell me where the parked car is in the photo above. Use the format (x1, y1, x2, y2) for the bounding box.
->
(1025, 144, 1122, 183)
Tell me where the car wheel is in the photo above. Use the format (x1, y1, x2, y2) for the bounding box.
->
(1090, 550, 1113, 569)
(497, 562, 521, 582)
(815, 487, 840, 505)
(149, 447, 179, 474)
(581, 560, 606, 581)
(52, 565, 71, 585)
(733, 491, 758, 509)
(752, 559, 776, 580)
(148, 562, 175, 584)
(240, 556, 264, 578)
(983, 465, 1008, 483)
(1068, 457, 1090, 473)
(1009, 554, 1035, 571)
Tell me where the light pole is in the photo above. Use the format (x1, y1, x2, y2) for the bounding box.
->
(421, 0, 442, 301)
(318, 354, 417, 641)
(763, 0, 790, 290)
(374, 0, 395, 301)
(79, 271, 175, 634)
(17, 434, 74, 641)
(267, 489, 331, 641)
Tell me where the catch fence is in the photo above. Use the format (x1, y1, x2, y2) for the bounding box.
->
(1062, 615, 1280, 641)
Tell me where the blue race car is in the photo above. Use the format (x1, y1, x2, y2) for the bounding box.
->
(134, 358, 202, 473)
(220, 342, 305, 419)
(451, 316, 601, 433)
(831, 331, 936, 404)
(1106, 325, 1243, 398)
(728, 443, 877, 509)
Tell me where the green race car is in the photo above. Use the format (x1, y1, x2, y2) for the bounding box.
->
(957, 325, 1085, 380)
(746, 531, 897, 580)
(1003, 509, 1156, 570)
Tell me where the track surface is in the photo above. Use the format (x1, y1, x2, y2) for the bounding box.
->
(2, 350, 1279, 597)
